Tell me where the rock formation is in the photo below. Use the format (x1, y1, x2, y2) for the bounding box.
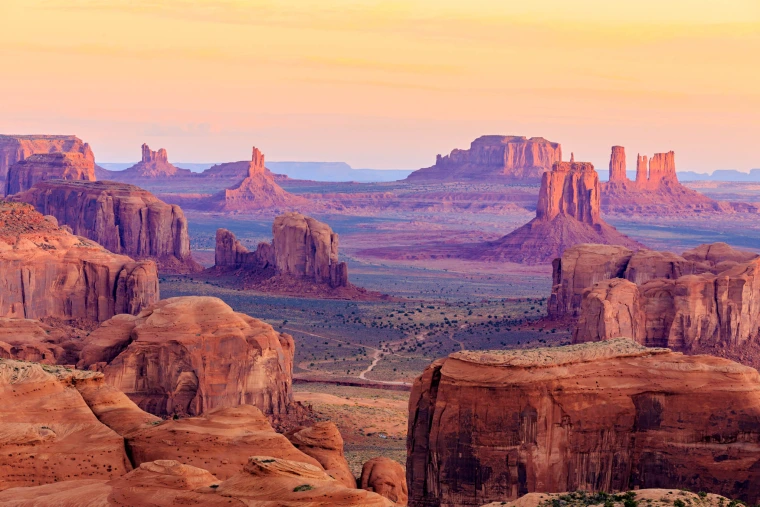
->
(471, 160, 642, 264)
(12, 180, 202, 273)
(0, 318, 90, 365)
(0, 359, 394, 505)
(361, 457, 408, 506)
(482, 490, 734, 507)
(407, 339, 760, 506)
(0, 135, 94, 196)
(214, 212, 357, 293)
(78, 296, 296, 419)
(113, 144, 193, 179)
(0, 202, 159, 322)
(406, 135, 562, 183)
(602, 146, 726, 213)
(210, 147, 307, 211)
(6, 152, 96, 195)
(286, 422, 356, 488)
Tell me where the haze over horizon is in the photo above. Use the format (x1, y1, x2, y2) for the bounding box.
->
(1, 0, 758, 173)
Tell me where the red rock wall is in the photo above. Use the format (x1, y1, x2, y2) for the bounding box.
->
(12, 180, 200, 274)
(407, 341, 760, 506)
(536, 161, 601, 224)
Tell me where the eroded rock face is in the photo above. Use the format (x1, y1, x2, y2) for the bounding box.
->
(602, 147, 725, 214)
(407, 340, 760, 506)
(0, 318, 88, 365)
(361, 457, 408, 506)
(473, 161, 641, 264)
(212, 147, 307, 211)
(407, 136, 562, 183)
(6, 152, 96, 195)
(117, 144, 193, 179)
(12, 180, 201, 273)
(0, 360, 132, 491)
(215, 212, 349, 288)
(0, 202, 159, 322)
(79, 296, 296, 418)
(0, 135, 94, 196)
(286, 422, 356, 488)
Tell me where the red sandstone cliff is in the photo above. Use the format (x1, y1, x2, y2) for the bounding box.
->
(78, 296, 296, 419)
(12, 180, 202, 274)
(6, 152, 96, 195)
(602, 146, 726, 213)
(406, 135, 562, 183)
(0, 135, 94, 196)
(0, 202, 159, 322)
(472, 159, 641, 264)
(407, 339, 760, 506)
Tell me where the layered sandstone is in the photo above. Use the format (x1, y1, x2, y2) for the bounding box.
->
(0, 318, 91, 365)
(6, 152, 96, 195)
(79, 296, 296, 418)
(214, 212, 352, 290)
(0, 202, 159, 322)
(361, 457, 408, 506)
(286, 422, 356, 488)
(0, 360, 132, 491)
(210, 147, 307, 211)
(407, 135, 562, 183)
(407, 339, 760, 506)
(602, 146, 725, 213)
(12, 180, 202, 273)
(472, 160, 641, 264)
(0, 135, 94, 195)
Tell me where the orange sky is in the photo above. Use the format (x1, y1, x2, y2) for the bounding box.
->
(1, 0, 759, 172)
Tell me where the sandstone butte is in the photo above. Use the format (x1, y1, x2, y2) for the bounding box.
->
(77, 296, 298, 421)
(99, 143, 194, 180)
(5, 152, 96, 196)
(0, 201, 159, 322)
(470, 157, 642, 264)
(11, 179, 203, 274)
(550, 242, 760, 368)
(0, 134, 94, 196)
(207, 146, 307, 212)
(0, 359, 397, 506)
(406, 135, 562, 183)
(602, 146, 730, 214)
(407, 339, 760, 507)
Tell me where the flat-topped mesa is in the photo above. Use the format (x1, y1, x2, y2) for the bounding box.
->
(407, 339, 760, 506)
(406, 135, 562, 182)
(608, 146, 627, 182)
(472, 158, 640, 264)
(10, 180, 202, 274)
(6, 152, 96, 195)
(0, 135, 95, 195)
(0, 201, 158, 322)
(214, 212, 349, 288)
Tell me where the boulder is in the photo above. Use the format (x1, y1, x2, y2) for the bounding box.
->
(79, 296, 296, 419)
(0, 202, 159, 322)
(12, 180, 202, 273)
(407, 339, 760, 506)
(361, 457, 408, 506)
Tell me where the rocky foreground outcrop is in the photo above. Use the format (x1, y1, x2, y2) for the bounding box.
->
(0, 134, 94, 196)
(407, 135, 561, 183)
(0, 359, 395, 505)
(556, 243, 760, 367)
(0, 202, 159, 322)
(471, 158, 641, 264)
(6, 152, 96, 195)
(12, 180, 202, 273)
(212, 212, 383, 300)
(482, 490, 733, 507)
(78, 296, 297, 419)
(602, 146, 727, 214)
(407, 339, 760, 506)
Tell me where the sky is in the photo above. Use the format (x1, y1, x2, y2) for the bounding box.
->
(1, 0, 759, 173)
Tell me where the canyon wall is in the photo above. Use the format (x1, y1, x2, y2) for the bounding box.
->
(406, 135, 562, 182)
(407, 339, 760, 506)
(0, 202, 159, 322)
(12, 180, 201, 273)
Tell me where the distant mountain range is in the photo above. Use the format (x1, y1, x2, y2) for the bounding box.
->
(99, 161, 413, 183)
(597, 169, 760, 183)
